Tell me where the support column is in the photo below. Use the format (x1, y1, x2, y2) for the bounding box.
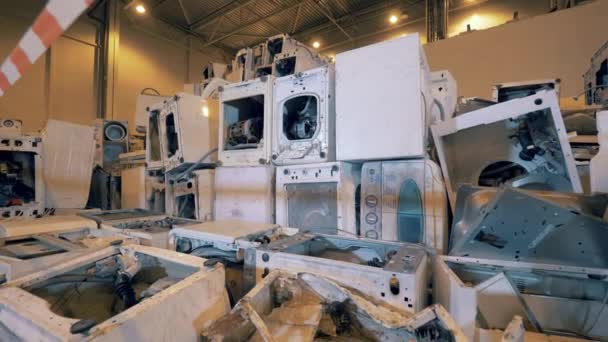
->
(103, 0, 120, 119)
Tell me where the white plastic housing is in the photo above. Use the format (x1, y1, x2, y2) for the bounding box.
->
(159, 93, 212, 173)
(360, 159, 448, 253)
(214, 165, 275, 223)
(271, 65, 335, 165)
(0, 134, 44, 218)
(335, 33, 432, 161)
(219, 77, 274, 166)
(275, 162, 360, 236)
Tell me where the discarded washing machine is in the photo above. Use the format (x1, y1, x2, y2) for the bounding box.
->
(226, 48, 254, 83)
(275, 162, 360, 236)
(202, 270, 465, 341)
(431, 70, 458, 121)
(169, 220, 296, 300)
(244, 232, 429, 313)
(0, 215, 97, 238)
(360, 159, 448, 253)
(158, 93, 214, 173)
(336, 33, 432, 161)
(431, 90, 582, 207)
(0, 119, 44, 218)
(214, 165, 275, 223)
(435, 185, 608, 340)
(146, 100, 165, 171)
(219, 76, 274, 166)
(42, 119, 96, 210)
(491, 78, 560, 103)
(92, 119, 129, 171)
(80, 209, 200, 249)
(0, 225, 137, 283)
(271, 65, 335, 165)
(0, 244, 230, 341)
(120, 166, 166, 213)
(271, 35, 328, 78)
(165, 169, 215, 221)
(202, 62, 228, 88)
(584, 40, 607, 106)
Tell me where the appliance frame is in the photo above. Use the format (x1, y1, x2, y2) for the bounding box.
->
(434, 254, 608, 340)
(145, 100, 165, 171)
(243, 232, 429, 314)
(271, 65, 336, 165)
(81, 209, 200, 249)
(0, 134, 44, 219)
(491, 78, 561, 103)
(275, 161, 361, 236)
(218, 76, 274, 167)
(165, 168, 215, 221)
(93, 119, 129, 170)
(214, 165, 275, 224)
(0, 226, 137, 283)
(431, 90, 582, 208)
(0, 244, 230, 341)
(360, 159, 448, 253)
(158, 92, 211, 174)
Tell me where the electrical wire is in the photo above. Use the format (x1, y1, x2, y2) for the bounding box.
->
(140, 88, 161, 96)
(170, 148, 218, 182)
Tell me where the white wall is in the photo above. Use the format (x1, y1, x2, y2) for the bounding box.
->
(0, 1, 99, 132)
(424, 0, 607, 98)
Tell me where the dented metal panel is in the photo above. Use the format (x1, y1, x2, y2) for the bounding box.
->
(434, 255, 608, 340)
(449, 186, 608, 270)
(431, 90, 582, 208)
(202, 270, 466, 341)
(244, 232, 428, 313)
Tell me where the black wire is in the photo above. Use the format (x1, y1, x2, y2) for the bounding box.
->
(140, 88, 161, 96)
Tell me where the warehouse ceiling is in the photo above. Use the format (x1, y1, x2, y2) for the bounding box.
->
(123, 0, 476, 55)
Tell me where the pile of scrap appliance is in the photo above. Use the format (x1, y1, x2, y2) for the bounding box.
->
(1, 29, 608, 342)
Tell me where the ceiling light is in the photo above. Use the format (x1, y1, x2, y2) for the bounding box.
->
(312, 41, 320, 49)
(389, 15, 399, 24)
(135, 4, 146, 14)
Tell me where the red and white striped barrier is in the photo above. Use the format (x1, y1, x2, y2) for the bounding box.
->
(0, 0, 95, 97)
